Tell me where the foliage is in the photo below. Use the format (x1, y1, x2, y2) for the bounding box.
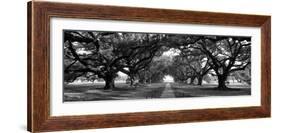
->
(64, 30, 251, 90)
(138, 55, 172, 83)
(64, 31, 166, 89)
(184, 36, 251, 89)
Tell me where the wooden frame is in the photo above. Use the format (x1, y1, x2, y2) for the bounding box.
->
(27, 1, 271, 132)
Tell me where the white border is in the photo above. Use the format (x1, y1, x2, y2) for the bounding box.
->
(50, 18, 261, 116)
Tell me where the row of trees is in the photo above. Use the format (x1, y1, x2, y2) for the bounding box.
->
(169, 36, 251, 89)
(64, 31, 251, 90)
(64, 31, 168, 89)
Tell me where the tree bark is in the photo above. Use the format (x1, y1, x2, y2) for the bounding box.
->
(197, 76, 203, 85)
(130, 77, 134, 86)
(217, 75, 228, 90)
(104, 76, 115, 90)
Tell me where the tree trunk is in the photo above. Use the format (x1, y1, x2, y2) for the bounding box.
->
(130, 78, 134, 86)
(104, 76, 115, 90)
(197, 76, 203, 85)
(217, 75, 228, 90)
(139, 71, 147, 84)
(189, 77, 195, 85)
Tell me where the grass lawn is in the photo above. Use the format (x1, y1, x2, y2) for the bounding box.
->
(64, 82, 166, 101)
(170, 83, 251, 98)
(64, 82, 251, 102)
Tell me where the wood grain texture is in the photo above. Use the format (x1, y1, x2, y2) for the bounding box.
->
(261, 18, 271, 115)
(27, 1, 271, 132)
(27, 1, 32, 131)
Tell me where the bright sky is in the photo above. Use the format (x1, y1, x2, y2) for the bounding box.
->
(118, 71, 128, 77)
(163, 75, 174, 82)
(162, 48, 180, 57)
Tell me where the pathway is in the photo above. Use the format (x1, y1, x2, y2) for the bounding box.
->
(160, 83, 175, 98)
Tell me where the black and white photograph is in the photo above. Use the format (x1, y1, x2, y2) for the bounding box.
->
(63, 30, 251, 102)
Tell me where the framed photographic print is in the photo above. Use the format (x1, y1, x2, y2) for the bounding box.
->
(27, 1, 271, 132)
